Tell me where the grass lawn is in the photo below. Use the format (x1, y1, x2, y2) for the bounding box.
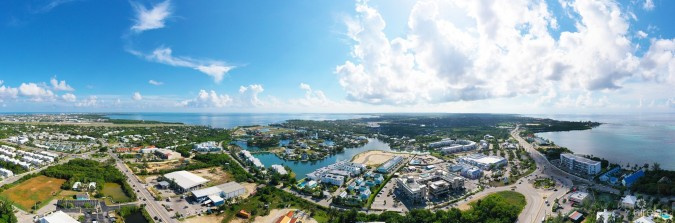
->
(489, 191, 526, 210)
(0, 175, 66, 211)
(102, 183, 132, 203)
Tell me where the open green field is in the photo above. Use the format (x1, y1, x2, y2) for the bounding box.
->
(102, 183, 132, 203)
(489, 191, 527, 210)
(0, 175, 66, 210)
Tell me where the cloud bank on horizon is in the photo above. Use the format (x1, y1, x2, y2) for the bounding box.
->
(0, 0, 673, 113)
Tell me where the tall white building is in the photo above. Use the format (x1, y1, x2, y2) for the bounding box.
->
(560, 153, 601, 175)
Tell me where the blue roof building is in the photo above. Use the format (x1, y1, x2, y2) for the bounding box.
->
(622, 170, 645, 187)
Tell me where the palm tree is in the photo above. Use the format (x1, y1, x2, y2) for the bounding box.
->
(651, 163, 661, 172)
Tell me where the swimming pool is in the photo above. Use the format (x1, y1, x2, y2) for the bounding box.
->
(661, 213, 672, 220)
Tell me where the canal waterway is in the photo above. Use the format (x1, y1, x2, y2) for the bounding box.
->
(250, 138, 394, 179)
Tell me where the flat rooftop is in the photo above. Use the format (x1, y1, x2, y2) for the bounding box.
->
(164, 170, 209, 190)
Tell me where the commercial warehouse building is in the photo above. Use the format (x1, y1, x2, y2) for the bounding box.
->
(191, 182, 246, 205)
(164, 170, 210, 192)
(560, 153, 601, 175)
(39, 211, 79, 223)
(459, 154, 507, 170)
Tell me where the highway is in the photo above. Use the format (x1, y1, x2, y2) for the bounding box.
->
(109, 151, 176, 223)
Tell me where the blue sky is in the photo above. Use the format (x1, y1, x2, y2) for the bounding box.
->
(0, 0, 673, 113)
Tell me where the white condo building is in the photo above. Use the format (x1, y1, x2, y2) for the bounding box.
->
(560, 153, 601, 175)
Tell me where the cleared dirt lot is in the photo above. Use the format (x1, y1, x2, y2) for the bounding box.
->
(191, 168, 232, 186)
(352, 150, 408, 166)
(183, 214, 224, 223)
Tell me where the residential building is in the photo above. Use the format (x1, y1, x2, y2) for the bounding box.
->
(430, 139, 478, 154)
(634, 216, 656, 223)
(596, 209, 614, 223)
(72, 182, 81, 191)
(321, 173, 345, 186)
(599, 167, 621, 183)
(240, 150, 264, 169)
(377, 156, 403, 173)
(271, 165, 288, 175)
(622, 170, 645, 187)
(560, 153, 601, 175)
(88, 182, 96, 191)
(569, 211, 584, 222)
(0, 168, 13, 178)
(193, 141, 221, 152)
(307, 160, 365, 180)
(621, 195, 637, 209)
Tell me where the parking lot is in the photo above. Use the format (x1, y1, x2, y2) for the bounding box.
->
(371, 179, 406, 212)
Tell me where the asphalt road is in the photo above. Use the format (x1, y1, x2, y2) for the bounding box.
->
(110, 151, 176, 223)
(510, 126, 619, 222)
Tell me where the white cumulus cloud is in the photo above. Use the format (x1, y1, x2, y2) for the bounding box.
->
(50, 77, 74, 91)
(179, 84, 265, 108)
(19, 83, 55, 101)
(61, 93, 76, 102)
(132, 92, 143, 101)
(238, 84, 265, 107)
(130, 0, 171, 33)
(643, 0, 654, 10)
(180, 90, 233, 108)
(76, 96, 98, 107)
(0, 81, 19, 99)
(290, 83, 332, 107)
(148, 80, 164, 86)
(336, 0, 675, 106)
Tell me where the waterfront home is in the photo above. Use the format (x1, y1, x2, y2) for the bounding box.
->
(306, 180, 318, 189)
(377, 156, 404, 173)
(271, 165, 288, 175)
(320, 173, 345, 186)
(560, 153, 601, 175)
(622, 170, 645, 187)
